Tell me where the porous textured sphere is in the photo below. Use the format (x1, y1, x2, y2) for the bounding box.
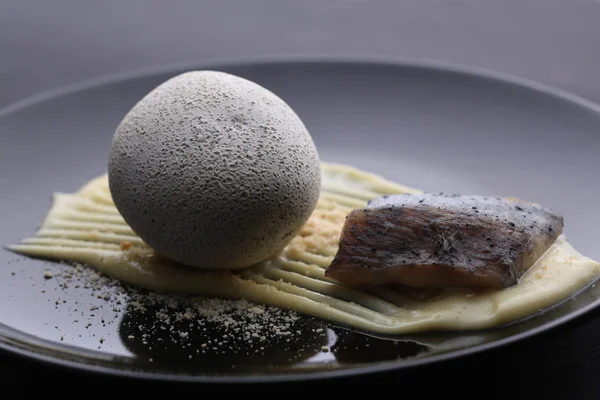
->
(107, 70, 321, 270)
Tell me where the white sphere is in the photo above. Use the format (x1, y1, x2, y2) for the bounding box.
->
(108, 70, 321, 269)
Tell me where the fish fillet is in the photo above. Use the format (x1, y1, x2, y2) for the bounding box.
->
(325, 193, 564, 290)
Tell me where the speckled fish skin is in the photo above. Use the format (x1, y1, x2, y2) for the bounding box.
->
(325, 193, 564, 290)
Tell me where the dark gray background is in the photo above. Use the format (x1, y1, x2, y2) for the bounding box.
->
(1, 0, 600, 109)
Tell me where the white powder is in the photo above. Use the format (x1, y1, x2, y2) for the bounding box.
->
(43, 261, 306, 356)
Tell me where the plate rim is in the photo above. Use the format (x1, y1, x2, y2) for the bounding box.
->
(3, 52, 600, 118)
(2, 54, 600, 383)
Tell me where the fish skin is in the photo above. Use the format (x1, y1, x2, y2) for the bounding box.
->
(325, 193, 564, 290)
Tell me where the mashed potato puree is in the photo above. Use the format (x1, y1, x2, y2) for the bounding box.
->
(8, 162, 600, 335)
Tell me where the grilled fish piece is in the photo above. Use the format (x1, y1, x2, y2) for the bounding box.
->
(325, 193, 563, 290)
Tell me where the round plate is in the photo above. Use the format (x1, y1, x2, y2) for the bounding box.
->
(2, 57, 600, 383)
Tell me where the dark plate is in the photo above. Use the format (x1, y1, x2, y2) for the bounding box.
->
(1, 57, 600, 383)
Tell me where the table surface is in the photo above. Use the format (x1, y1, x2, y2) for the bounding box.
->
(2, 0, 600, 394)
